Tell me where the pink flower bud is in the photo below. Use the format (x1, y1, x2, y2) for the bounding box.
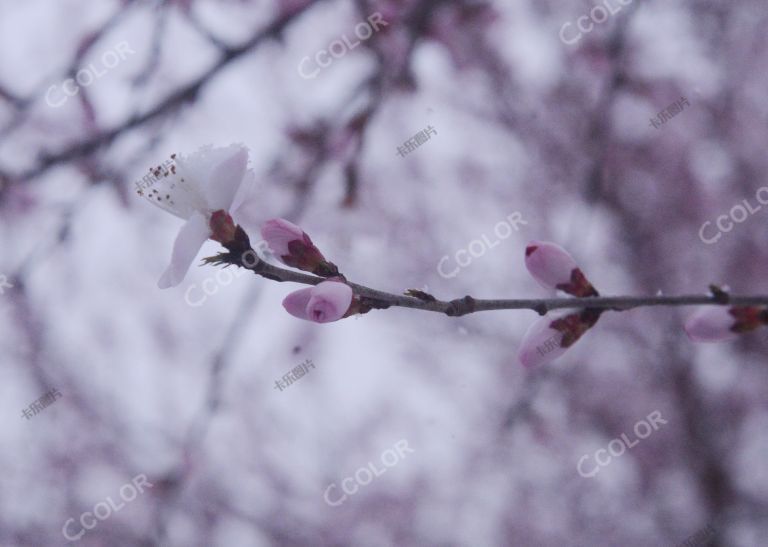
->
(517, 315, 569, 368)
(307, 281, 353, 323)
(684, 307, 742, 342)
(525, 241, 597, 297)
(261, 218, 337, 276)
(282, 281, 353, 323)
(261, 218, 305, 257)
(282, 287, 314, 320)
(517, 308, 602, 368)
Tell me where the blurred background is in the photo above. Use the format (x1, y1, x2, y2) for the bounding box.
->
(1, 0, 767, 545)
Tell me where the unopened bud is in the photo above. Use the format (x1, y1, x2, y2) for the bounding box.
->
(685, 306, 765, 342)
(209, 210, 237, 244)
(261, 218, 338, 276)
(525, 241, 598, 297)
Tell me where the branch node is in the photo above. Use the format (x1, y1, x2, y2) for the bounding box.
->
(709, 284, 730, 304)
(446, 295, 476, 317)
(404, 289, 437, 302)
(357, 296, 391, 313)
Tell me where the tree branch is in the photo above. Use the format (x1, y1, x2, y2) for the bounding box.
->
(208, 245, 768, 317)
(5, 0, 325, 183)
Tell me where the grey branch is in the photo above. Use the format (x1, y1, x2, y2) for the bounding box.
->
(214, 249, 768, 318)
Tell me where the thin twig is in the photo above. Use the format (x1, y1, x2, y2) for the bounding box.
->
(5, 0, 325, 183)
(211, 246, 768, 317)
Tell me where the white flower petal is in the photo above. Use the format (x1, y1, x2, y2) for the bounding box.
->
(142, 145, 255, 221)
(205, 145, 249, 211)
(158, 213, 211, 288)
(143, 162, 207, 220)
(178, 145, 239, 181)
(174, 144, 243, 206)
(231, 169, 257, 218)
(231, 170, 266, 236)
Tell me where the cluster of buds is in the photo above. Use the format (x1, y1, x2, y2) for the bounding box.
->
(260, 220, 358, 323)
(517, 242, 602, 368)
